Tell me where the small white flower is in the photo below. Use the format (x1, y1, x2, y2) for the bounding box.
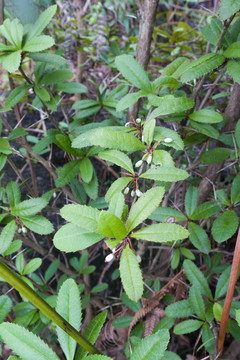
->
(164, 138, 173, 143)
(105, 253, 114, 262)
(124, 187, 130, 195)
(147, 154, 152, 164)
(135, 160, 143, 168)
(136, 189, 143, 197)
(22, 227, 27, 233)
(136, 118, 141, 124)
(131, 190, 136, 197)
(136, 254, 141, 263)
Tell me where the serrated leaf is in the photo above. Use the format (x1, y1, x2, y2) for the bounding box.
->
(140, 166, 189, 182)
(0, 323, 60, 360)
(181, 54, 225, 83)
(99, 149, 134, 175)
(83, 169, 98, 200)
(212, 210, 239, 242)
(23, 35, 54, 52)
(231, 173, 240, 204)
(130, 329, 169, 360)
(98, 211, 127, 240)
(143, 118, 155, 146)
(23, 258, 42, 275)
(148, 95, 194, 120)
(11, 197, 47, 216)
(0, 295, 12, 323)
(190, 201, 220, 220)
(126, 187, 164, 232)
(5, 84, 31, 108)
(116, 90, 146, 112)
(72, 128, 146, 152)
(72, 99, 99, 110)
(200, 147, 233, 164)
(120, 245, 143, 302)
(224, 41, 240, 58)
(219, 0, 240, 20)
(152, 76, 179, 89)
(105, 177, 132, 202)
(165, 299, 193, 318)
(0, 221, 17, 254)
(183, 260, 212, 299)
(109, 192, 125, 219)
(40, 69, 73, 85)
(26, 5, 57, 40)
(152, 150, 175, 167)
(34, 86, 50, 102)
(75, 311, 107, 360)
(20, 215, 54, 235)
(189, 286, 205, 320)
(0, 138, 12, 154)
(54, 82, 87, 94)
(190, 120, 219, 139)
(85, 356, 111, 360)
(202, 323, 214, 354)
(80, 158, 93, 183)
(115, 54, 151, 91)
(227, 60, 240, 83)
(28, 52, 67, 65)
(201, 17, 232, 47)
(149, 207, 187, 222)
(53, 223, 103, 252)
(235, 119, 240, 149)
(6, 182, 21, 208)
(56, 279, 81, 360)
(55, 160, 81, 187)
(1, 50, 21, 73)
(189, 109, 223, 124)
(174, 319, 203, 335)
(188, 222, 211, 253)
(162, 57, 190, 78)
(154, 127, 184, 150)
(185, 186, 198, 217)
(132, 223, 189, 242)
(215, 266, 231, 299)
(3, 240, 22, 256)
(60, 204, 100, 233)
(7, 127, 28, 140)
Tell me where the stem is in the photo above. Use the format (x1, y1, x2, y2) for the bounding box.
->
(0, 260, 101, 355)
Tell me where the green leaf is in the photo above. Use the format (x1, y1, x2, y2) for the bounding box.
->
(56, 279, 81, 360)
(23, 258, 42, 275)
(235, 119, 240, 149)
(189, 286, 205, 320)
(188, 222, 211, 253)
(149, 207, 187, 222)
(154, 127, 184, 150)
(91, 283, 108, 293)
(73, 106, 101, 121)
(162, 57, 190, 78)
(132, 223, 189, 243)
(0, 323, 60, 360)
(23, 35, 54, 52)
(202, 17, 232, 47)
(112, 316, 133, 328)
(0, 295, 12, 323)
(211, 210, 239, 243)
(60, 204, 100, 233)
(140, 166, 189, 182)
(165, 299, 193, 318)
(202, 323, 214, 354)
(28, 52, 67, 65)
(54, 82, 87, 94)
(189, 109, 223, 124)
(224, 41, 240, 58)
(34, 86, 50, 102)
(20, 215, 54, 235)
(98, 149, 134, 174)
(215, 266, 231, 299)
(130, 329, 169, 360)
(53, 223, 103, 252)
(183, 260, 212, 299)
(152, 76, 179, 89)
(26, 5, 57, 40)
(40, 69, 73, 85)
(98, 211, 127, 240)
(120, 244, 143, 302)
(200, 148, 233, 164)
(185, 186, 198, 218)
(143, 118, 155, 146)
(44, 259, 60, 283)
(171, 248, 180, 269)
(6, 182, 21, 208)
(174, 319, 203, 335)
(162, 351, 182, 360)
(181, 54, 225, 83)
(72, 99, 99, 110)
(190, 120, 219, 139)
(0, 220, 17, 254)
(231, 173, 240, 204)
(0, 138, 12, 155)
(5, 85, 31, 108)
(72, 128, 146, 152)
(148, 95, 194, 120)
(219, 0, 240, 20)
(55, 160, 81, 187)
(115, 54, 151, 91)
(190, 201, 221, 220)
(109, 192, 125, 219)
(11, 197, 47, 216)
(3, 239, 22, 256)
(152, 150, 175, 167)
(83, 169, 98, 200)
(105, 177, 132, 202)
(1, 50, 21, 73)
(80, 158, 93, 183)
(7, 127, 28, 140)
(116, 90, 146, 112)
(126, 187, 165, 232)
(75, 311, 107, 360)
(85, 356, 111, 360)
(121, 292, 141, 312)
(227, 60, 240, 83)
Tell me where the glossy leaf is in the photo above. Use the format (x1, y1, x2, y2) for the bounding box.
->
(98, 211, 127, 240)
(200, 148, 233, 164)
(132, 223, 189, 242)
(149, 207, 187, 222)
(189, 109, 223, 124)
(140, 166, 189, 182)
(190, 201, 220, 220)
(105, 177, 132, 202)
(98, 149, 134, 174)
(211, 210, 239, 243)
(80, 158, 93, 183)
(148, 95, 194, 120)
(23, 258, 42, 275)
(60, 204, 100, 233)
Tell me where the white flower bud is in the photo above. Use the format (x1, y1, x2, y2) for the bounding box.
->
(164, 138, 173, 143)
(147, 154, 152, 164)
(125, 122, 131, 127)
(136, 118, 141, 124)
(124, 187, 130, 195)
(18, 228, 22, 233)
(135, 160, 143, 168)
(136, 254, 141, 263)
(105, 253, 114, 262)
(22, 227, 27, 233)
(141, 135, 145, 143)
(131, 190, 136, 197)
(53, 192, 57, 198)
(136, 189, 143, 197)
